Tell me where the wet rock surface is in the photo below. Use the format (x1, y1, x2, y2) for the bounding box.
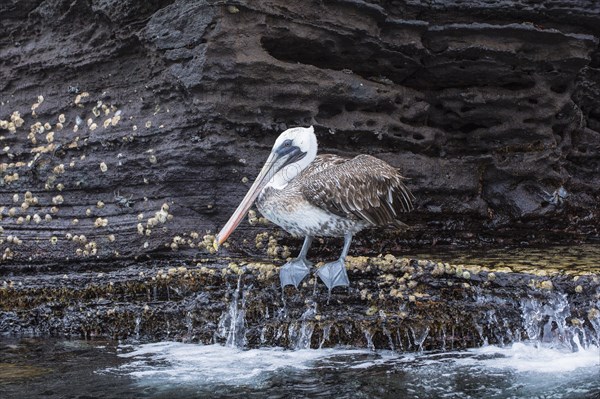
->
(1, 252, 599, 351)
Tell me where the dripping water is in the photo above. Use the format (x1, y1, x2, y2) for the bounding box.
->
(217, 274, 249, 348)
(363, 328, 375, 351)
(289, 302, 317, 350)
(184, 311, 193, 342)
(382, 326, 395, 351)
(520, 292, 598, 351)
(319, 323, 332, 349)
(410, 326, 430, 352)
(134, 314, 141, 341)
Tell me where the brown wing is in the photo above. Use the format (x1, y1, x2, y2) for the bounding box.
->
(297, 154, 415, 227)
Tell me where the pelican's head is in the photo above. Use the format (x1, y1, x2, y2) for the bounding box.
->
(215, 126, 317, 248)
(266, 126, 317, 188)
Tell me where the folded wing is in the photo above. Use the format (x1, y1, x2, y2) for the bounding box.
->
(298, 154, 414, 228)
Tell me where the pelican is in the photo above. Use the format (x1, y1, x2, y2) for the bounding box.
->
(215, 126, 414, 291)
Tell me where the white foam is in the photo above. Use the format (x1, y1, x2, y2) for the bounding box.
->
(114, 343, 374, 386)
(107, 341, 600, 391)
(460, 342, 600, 373)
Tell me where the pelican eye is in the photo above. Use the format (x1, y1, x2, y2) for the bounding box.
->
(276, 139, 298, 157)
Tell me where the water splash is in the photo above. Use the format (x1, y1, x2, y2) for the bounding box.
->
(520, 292, 595, 351)
(409, 326, 430, 352)
(588, 309, 600, 346)
(274, 325, 284, 341)
(289, 302, 317, 350)
(382, 326, 395, 351)
(217, 274, 249, 348)
(260, 326, 267, 345)
(363, 328, 375, 351)
(184, 311, 193, 342)
(134, 314, 141, 341)
(108, 341, 600, 397)
(319, 323, 332, 349)
(440, 326, 446, 352)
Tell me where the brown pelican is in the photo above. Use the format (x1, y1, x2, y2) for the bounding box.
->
(215, 126, 414, 291)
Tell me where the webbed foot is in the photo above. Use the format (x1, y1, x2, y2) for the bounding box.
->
(316, 259, 350, 291)
(280, 258, 312, 288)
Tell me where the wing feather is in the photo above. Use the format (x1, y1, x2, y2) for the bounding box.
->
(296, 154, 415, 228)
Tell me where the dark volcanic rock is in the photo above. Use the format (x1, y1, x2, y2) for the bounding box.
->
(0, 0, 599, 264)
(1, 255, 599, 352)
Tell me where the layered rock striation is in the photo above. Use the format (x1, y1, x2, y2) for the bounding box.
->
(1, 0, 599, 265)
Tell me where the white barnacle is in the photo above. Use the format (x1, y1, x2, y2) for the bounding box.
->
(11, 111, 24, 128)
(94, 217, 108, 228)
(99, 162, 107, 172)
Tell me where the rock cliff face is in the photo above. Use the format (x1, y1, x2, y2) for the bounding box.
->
(1, 0, 599, 265)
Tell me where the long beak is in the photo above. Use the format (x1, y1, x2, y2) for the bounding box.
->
(215, 152, 280, 249)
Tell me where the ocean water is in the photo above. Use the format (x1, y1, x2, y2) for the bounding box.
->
(1, 337, 598, 398)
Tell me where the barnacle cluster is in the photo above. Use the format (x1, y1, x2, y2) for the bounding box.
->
(137, 203, 173, 238)
(0, 92, 132, 262)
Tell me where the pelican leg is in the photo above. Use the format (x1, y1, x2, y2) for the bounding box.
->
(316, 233, 352, 291)
(280, 236, 314, 288)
